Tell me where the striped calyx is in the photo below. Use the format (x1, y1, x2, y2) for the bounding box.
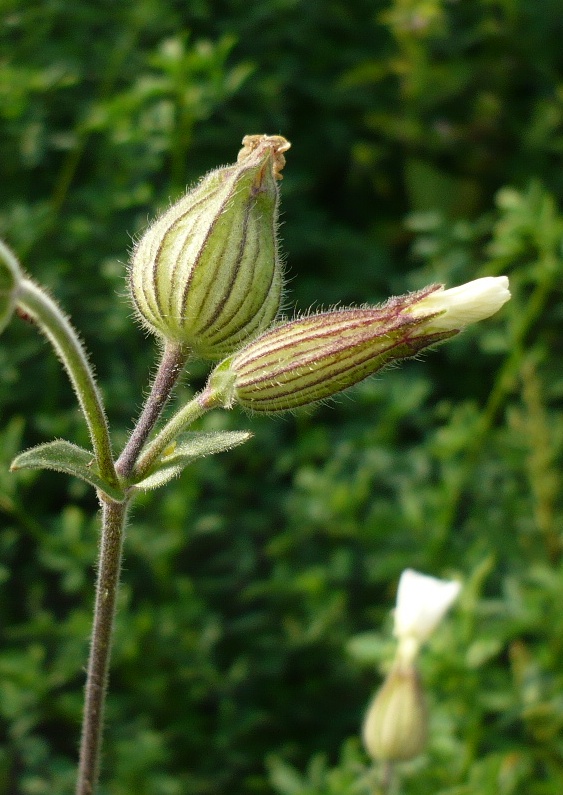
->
(203, 275, 511, 413)
(202, 286, 457, 413)
(130, 134, 290, 359)
(363, 663, 428, 762)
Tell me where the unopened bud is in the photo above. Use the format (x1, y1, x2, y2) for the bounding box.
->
(203, 277, 509, 412)
(0, 240, 23, 334)
(363, 663, 428, 762)
(130, 135, 290, 360)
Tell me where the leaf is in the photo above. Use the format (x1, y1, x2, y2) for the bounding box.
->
(133, 430, 252, 491)
(10, 440, 125, 502)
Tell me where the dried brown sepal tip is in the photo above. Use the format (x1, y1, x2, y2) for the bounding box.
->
(237, 135, 291, 179)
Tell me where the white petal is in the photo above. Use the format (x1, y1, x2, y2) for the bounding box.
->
(393, 569, 461, 649)
(411, 276, 510, 331)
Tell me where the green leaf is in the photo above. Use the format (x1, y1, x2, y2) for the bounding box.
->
(10, 440, 125, 502)
(133, 430, 252, 491)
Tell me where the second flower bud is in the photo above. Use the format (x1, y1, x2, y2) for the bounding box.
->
(202, 277, 510, 413)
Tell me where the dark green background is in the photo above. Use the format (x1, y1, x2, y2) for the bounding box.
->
(1, 1, 562, 793)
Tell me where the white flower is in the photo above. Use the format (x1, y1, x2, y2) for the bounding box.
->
(410, 276, 510, 332)
(393, 569, 461, 664)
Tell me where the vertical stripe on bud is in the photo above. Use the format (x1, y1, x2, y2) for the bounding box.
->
(130, 135, 290, 360)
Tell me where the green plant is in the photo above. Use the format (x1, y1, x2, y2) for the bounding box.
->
(0, 133, 510, 794)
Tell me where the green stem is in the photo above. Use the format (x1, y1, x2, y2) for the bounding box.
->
(115, 341, 189, 481)
(16, 279, 118, 489)
(0, 238, 21, 281)
(380, 762, 397, 795)
(133, 391, 213, 480)
(366, 761, 397, 795)
(76, 497, 129, 795)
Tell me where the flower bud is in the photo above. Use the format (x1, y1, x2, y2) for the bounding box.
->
(363, 663, 428, 762)
(203, 277, 509, 412)
(130, 134, 290, 359)
(0, 239, 23, 334)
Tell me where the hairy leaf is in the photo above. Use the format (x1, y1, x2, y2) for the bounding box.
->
(133, 430, 252, 491)
(10, 440, 125, 501)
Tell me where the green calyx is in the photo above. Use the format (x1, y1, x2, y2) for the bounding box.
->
(207, 289, 458, 414)
(363, 664, 428, 762)
(130, 135, 290, 360)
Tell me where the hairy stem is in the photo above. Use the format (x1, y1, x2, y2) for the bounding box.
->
(76, 497, 129, 795)
(133, 391, 212, 480)
(115, 341, 189, 480)
(16, 279, 118, 489)
(76, 343, 189, 792)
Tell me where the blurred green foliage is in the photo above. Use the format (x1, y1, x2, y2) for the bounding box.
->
(1, 0, 562, 793)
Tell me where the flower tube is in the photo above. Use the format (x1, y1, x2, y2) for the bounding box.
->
(204, 277, 510, 412)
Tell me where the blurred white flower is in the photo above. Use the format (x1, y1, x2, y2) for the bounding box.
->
(410, 275, 510, 332)
(362, 569, 461, 762)
(393, 569, 461, 664)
